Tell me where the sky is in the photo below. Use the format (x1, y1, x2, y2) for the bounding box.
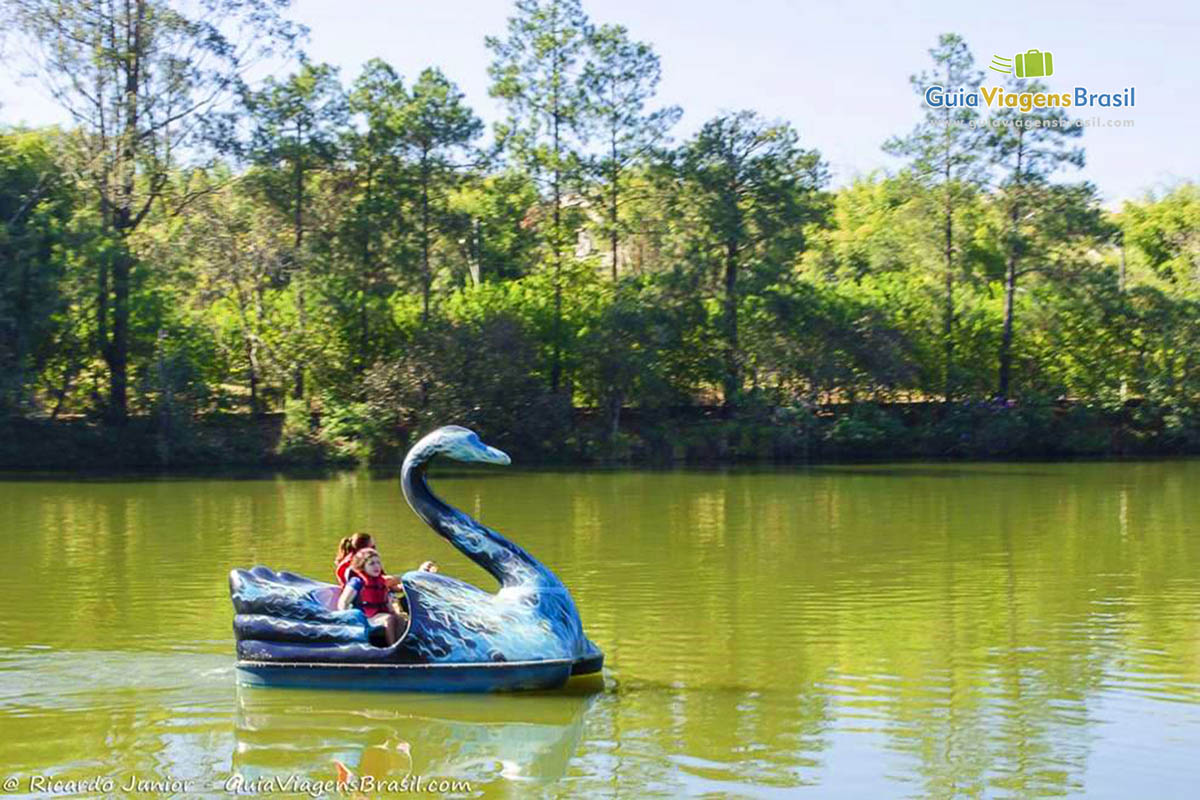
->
(2, 0, 1196, 204)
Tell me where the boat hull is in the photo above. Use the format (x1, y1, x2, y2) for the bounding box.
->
(230, 562, 605, 692)
(235, 658, 578, 693)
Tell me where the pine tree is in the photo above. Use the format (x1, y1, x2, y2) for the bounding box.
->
(674, 111, 827, 410)
(986, 77, 1085, 398)
(487, 0, 593, 393)
(243, 58, 349, 399)
(884, 33, 987, 401)
(581, 24, 680, 280)
(400, 68, 483, 321)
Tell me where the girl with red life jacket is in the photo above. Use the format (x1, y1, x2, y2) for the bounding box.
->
(334, 532, 402, 591)
(337, 548, 404, 645)
(334, 532, 373, 585)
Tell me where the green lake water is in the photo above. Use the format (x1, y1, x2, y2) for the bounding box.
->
(0, 461, 1198, 798)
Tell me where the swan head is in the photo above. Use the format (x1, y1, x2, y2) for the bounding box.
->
(419, 425, 511, 466)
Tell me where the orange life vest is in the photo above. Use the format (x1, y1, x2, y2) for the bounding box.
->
(350, 569, 391, 616)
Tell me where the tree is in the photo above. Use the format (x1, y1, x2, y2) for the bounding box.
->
(362, 313, 570, 459)
(399, 67, 483, 321)
(1117, 184, 1200, 399)
(575, 278, 699, 440)
(673, 111, 828, 410)
(884, 33, 988, 401)
(797, 174, 997, 398)
(448, 170, 542, 284)
(341, 59, 409, 369)
(581, 24, 679, 279)
(986, 78, 1085, 398)
(0, 128, 79, 412)
(242, 57, 348, 398)
(744, 280, 918, 405)
(487, 0, 593, 392)
(178, 174, 288, 414)
(1121, 184, 1200, 297)
(3, 0, 298, 421)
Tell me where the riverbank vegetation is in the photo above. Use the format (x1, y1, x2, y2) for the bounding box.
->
(1, 1, 1197, 467)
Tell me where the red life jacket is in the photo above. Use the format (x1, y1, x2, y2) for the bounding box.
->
(350, 569, 391, 616)
(335, 554, 355, 586)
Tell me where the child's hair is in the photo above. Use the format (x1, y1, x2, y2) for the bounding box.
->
(351, 547, 382, 572)
(335, 532, 374, 563)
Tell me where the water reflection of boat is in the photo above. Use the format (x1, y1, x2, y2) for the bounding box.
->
(232, 681, 600, 786)
(230, 427, 603, 692)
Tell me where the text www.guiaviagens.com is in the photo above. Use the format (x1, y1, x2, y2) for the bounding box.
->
(960, 116, 1134, 130)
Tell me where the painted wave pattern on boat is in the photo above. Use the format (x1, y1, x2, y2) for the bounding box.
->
(228, 562, 599, 666)
(229, 425, 602, 672)
(230, 567, 371, 648)
(398, 560, 593, 664)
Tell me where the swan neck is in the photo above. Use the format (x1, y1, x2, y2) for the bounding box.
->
(400, 446, 549, 589)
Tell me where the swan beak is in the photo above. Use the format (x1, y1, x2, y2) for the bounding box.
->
(481, 444, 511, 465)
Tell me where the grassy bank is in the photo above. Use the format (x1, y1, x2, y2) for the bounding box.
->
(2, 400, 1198, 470)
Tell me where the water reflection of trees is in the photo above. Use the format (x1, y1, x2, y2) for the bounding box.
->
(1, 463, 1198, 795)
(535, 463, 1200, 796)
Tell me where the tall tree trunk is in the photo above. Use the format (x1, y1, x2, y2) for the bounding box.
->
(610, 124, 619, 281)
(421, 151, 432, 323)
(291, 120, 306, 401)
(997, 136, 1024, 400)
(97, 221, 110, 398)
(108, 238, 131, 421)
(1118, 239, 1128, 401)
(723, 236, 739, 411)
(468, 219, 482, 286)
(998, 242, 1017, 400)
(549, 68, 563, 395)
(246, 339, 260, 416)
(942, 105, 954, 403)
(943, 222, 954, 402)
(106, 1, 144, 424)
(359, 156, 373, 365)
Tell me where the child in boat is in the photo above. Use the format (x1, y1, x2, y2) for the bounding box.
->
(335, 533, 376, 584)
(337, 548, 404, 645)
(335, 532, 403, 591)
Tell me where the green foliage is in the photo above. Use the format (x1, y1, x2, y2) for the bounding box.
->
(0, 12, 1196, 467)
(670, 110, 829, 406)
(825, 404, 911, 457)
(581, 23, 680, 277)
(363, 312, 571, 461)
(1121, 185, 1200, 296)
(4, 0, 298, 420)
(883, 34, 989, 401)
(0, 129, 78, 412)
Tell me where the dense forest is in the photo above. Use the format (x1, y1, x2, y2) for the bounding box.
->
(1, 0, 1197, 467)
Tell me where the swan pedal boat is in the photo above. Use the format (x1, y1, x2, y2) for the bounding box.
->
(229, 426, 604, 693)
